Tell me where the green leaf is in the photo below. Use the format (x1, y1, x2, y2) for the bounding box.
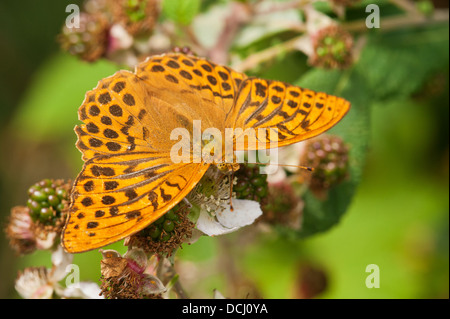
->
(161, 0, 201, 25)
(289, 67, 371, 238)
(356, 25, 449, 101)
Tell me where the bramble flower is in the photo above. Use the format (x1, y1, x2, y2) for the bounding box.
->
(59, 12, 110, 62)
(15, 246, 102, 299)
(6, 206, 36, 255)
(293, 5, 353, 69)
(99, 248, 165, 299)
(186, 166, 263, 236)
(6, 179, 71, 254)
(108, 0, 159, 36)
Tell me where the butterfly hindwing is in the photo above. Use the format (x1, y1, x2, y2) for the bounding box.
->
(63, 151, 209, 253)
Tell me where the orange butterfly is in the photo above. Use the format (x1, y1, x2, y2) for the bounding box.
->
(62, 53, 350, 253)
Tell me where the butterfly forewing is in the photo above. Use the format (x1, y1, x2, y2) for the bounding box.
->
(226, 78, 351, 150)
(135, 54, 247, 131)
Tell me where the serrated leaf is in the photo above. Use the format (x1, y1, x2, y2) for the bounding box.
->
(356, 25, 449, 100)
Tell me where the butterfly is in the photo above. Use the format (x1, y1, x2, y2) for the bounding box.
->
(62, 53, 350, 253)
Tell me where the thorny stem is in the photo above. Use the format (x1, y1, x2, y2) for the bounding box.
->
(342, 8, 449, 33)
(232, 35, 307, 72)
(232, 7, 448, 72)
(156, 257, 189, 299)
(217, 236, 242, 298)
(208, 1, 253, 64)
(254, 0, 312, 15)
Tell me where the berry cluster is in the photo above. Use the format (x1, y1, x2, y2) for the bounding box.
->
(26, 179, 70, 224)
(128, 203, 193, 256)
(233, 164, 269, 206)
(301, 136, 350, 194)
(310, 25, 353, 69)
(144, 209, 181, 243)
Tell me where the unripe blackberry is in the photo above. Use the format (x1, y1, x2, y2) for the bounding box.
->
(109, 0, 159, 36)
(233, 164, 269, 207)
(300, 135, 350, 196)
(259, 182, 303, 230)
(295, 263, 328, 299)
(127, 203, 193, 256)
(59, 12, 110, 62)
(26, 179, 71, 225)
(309, 25, 353, 69)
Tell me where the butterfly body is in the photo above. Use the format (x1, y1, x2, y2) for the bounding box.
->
(62, 53, 350, 253)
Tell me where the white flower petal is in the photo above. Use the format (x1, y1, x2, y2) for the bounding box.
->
(197, 199, 262, 236)
(183, 228, 204, 244)
(15, 267, 53, 299)
(266, 167, 287, 184)
(61, 282, 103, 299)
(35, 231, 57, 250)
(109, 24, 133, 51)
(140, 274, 166, 295)
(124, 248, 148, 270)
(51, 245, 74, 282)
(196, 210, 239, 236)
(213, 289, 226, 299)
(216, 199, 262, 229)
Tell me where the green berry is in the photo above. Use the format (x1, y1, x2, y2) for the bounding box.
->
(56, 188, 67, 199)
(39, 207, 53, 222)
(42, 187, 55, 196)
(161, 232, 171, 242)
(148, 225, 162, 240)
(48, 195, 60, 206)
(154, 216, 165, 225)
(27, 199, 41, 213)
(165, 210, 177, 221)
(30, 190, 46, 202)
(234, 164, 268, 206)
(39, 201, 50, 208)
(163, 220, 175, 232)
(25, 178, 71, 225)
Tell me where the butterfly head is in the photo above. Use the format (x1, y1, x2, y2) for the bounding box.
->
(216, 163, 240, 212)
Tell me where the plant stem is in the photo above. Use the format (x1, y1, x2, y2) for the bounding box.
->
(157, 257, 189, 299)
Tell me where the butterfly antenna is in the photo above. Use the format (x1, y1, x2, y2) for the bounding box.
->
(229, 170, 235, 212)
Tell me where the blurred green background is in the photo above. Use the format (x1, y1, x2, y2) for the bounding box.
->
(0, 0, 448, 298)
